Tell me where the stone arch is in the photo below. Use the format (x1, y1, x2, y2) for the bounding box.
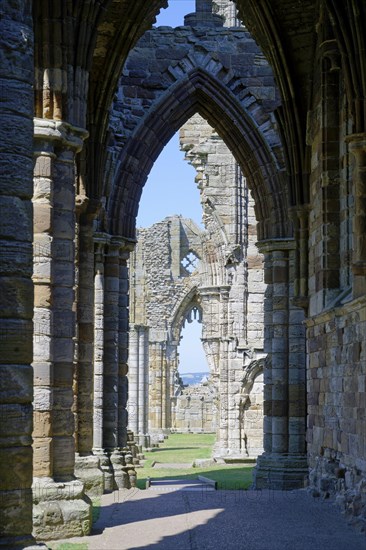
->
(108, 68, 289, 240)
(169, 285, 203, 344)
(241, 358, 265, 399)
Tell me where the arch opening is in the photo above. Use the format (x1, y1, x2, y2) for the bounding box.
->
(108, 68, 289, 241)
(128, 112, 266, 457)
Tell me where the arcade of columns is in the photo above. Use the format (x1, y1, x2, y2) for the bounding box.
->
(1, 0, 366, 546)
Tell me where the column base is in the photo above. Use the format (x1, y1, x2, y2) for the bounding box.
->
(253, 453, 309, 490)
(126, 430, 142, 466)
(32, 478, 92, 541)
(75, 454, 105, 498)
(93, 449, 114, 492)
(137, 433, 151, 450)
(110, 450, 131, 489)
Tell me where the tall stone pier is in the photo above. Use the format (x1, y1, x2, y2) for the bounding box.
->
(253, 239, 307, 489)
(0, 1, 35, 546)
(32, 120, 92, 540)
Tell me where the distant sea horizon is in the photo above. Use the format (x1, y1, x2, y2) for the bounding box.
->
(179, 372, 209, 386)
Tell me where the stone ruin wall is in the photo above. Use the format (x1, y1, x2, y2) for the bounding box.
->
(304, 29, 366, 524)
(172, 379, 217, 434)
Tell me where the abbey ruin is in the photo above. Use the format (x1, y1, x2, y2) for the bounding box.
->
(128, 113, 265, 459)
(1, 0, 366, 546)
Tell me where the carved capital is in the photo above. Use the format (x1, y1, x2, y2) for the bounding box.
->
(34, 118, 89, 154)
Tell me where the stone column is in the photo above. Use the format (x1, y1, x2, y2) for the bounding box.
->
(74, 216, 104, 497)
(291, 206, 310, 309)
(271, 249, 289, 454)
(161, 343, 168, 432)
(136, 325, 149, 446)
(92, 238, 133, 491)
(148, 342, 163, 434)
(127, 326, 139, 434)
(104, 239, 133, 489)
(288, 247, 307, 455)
(118, 247, 132, 450)
(32, 119, 91, 540)
(254, 239, 308, 490)
(346, 134, 366, 297)
(0, 2, 35, 546)
(127, 323, 149, 445)
(138, 327, 147, 435)
(262, 250, 273, 455)
(92, 236, 117, 492)
(103, 241, 120, 451)
(93, 240, 105, 454)
(144, 328, 150, 440)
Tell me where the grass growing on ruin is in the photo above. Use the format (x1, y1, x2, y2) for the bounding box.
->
(137, 433, 254, 490)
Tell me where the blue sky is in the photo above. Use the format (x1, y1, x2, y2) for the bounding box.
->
(136, 1, 209, 374)
(155, 1, 196, 27)
(136, 133, 201, 229)
(136, 135, 209, 375)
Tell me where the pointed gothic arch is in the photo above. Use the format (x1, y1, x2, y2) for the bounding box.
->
(108, 68, 290, 240)
(170, 285, 203, 344)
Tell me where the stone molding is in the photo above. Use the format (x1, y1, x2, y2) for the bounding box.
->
(256, 238, 295, 254)
(33, 118, 89, 152)
(304, 293, 366, 328)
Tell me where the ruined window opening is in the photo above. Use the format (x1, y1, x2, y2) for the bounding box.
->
(181, 251, 200, 274)
(136, 131, 201, 229)
(178, 311, 208, 381)
(183, 305, 202, 325)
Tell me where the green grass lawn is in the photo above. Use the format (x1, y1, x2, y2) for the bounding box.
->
(137, 433, 254, 490)
(143, 433, 215, 465)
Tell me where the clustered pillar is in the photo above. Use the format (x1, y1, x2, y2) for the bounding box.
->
(254, 239, 308, 489)
(74, 219, 104, 497)
(32, 120, 91, 540)
(118, 249, 131, 450)
(92, 237, 137, 492)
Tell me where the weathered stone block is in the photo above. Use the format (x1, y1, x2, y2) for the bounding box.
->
(0, 319, 33, 364)
(0, 446, 32, 490)
(0, 197, 32, 241)
(53, 437, 75, 474)
(0, 364, 33, 403)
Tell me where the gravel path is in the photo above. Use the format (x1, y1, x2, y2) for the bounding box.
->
(47, 486, 365, 549)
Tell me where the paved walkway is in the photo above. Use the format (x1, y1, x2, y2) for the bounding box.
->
(48, 486, 365, 549)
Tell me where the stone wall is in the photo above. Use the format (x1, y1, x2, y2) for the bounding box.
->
(305, 16, 366, 526)
(172, 378, 217, 433)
